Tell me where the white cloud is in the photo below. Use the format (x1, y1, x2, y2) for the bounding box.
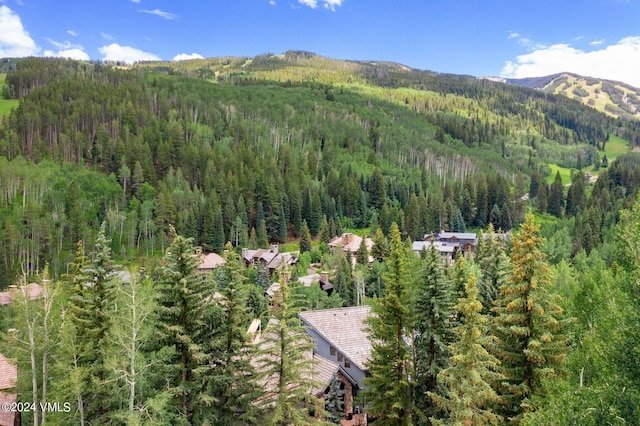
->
(269, 0, 276, 5)
(173, 52, 204, 61)
(46, 38, 83, 50)
(99, 43, 160, 63)
(298, 0, 342, 10)
(101, 32, 114, 41)
(590, 39, 605, 46)
(501, 36, 640, 88)
(0, 5, 39, 56)
(130, 0, 141, 3)
(44, 38, 88, 60)
(43, 48, 90, 61)
(139, 8, 178, 20)
(67, 29, 78, 37)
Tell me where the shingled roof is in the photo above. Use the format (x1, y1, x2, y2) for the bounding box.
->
(299, 306, 372, 371)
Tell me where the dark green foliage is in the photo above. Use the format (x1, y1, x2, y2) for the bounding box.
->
(148, 231, 223, 424)
(365, 223, 415, 425)
(413, 244, 454, 423)
(299, 220, 312, 254)
(355, 235, 369, 265)
(548, 171, 565, 218)
(371, 227, 390, 262)
(253, 276, 326, 426)
(429, 274, 503, 425)
(324, 374, 345, 424)
(333, 250, 354, 306)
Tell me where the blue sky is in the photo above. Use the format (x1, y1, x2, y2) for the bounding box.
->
(2, 0, 640, 87)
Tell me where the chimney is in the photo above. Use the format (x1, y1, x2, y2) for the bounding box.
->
(242, 248, 248, 259)
(270, 244, 279, 254)
(321, 271, 329, 283)
(342, 234, 349, 245)
(195, 247, 202, 255)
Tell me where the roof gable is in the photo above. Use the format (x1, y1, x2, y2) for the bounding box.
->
(299, 306, 372, 371)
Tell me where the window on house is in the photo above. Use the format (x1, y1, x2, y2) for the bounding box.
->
(330, 346, 336, 356)
(338, 353, 343, 362)
(345, 358, 351, 368)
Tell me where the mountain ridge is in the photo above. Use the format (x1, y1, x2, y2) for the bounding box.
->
(500, 72, 640, 120)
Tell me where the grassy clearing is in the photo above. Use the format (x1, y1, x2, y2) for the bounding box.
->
(604, 134, 629, 161)
(546, 164, 573, 185)
(0, 74, 19, 117)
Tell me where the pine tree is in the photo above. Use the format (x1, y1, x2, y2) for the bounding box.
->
(365, 223, 414, 425)
(491, 214, 571, 421)
(333, 250, 354, 306)
(74, 223, 117, 423)
(254, 274, 325, 425)
(548, 171, 564, 218)
(475, 225, 509, 315)
(371, 227, 390, 262)
(207, 243, 260, 424)
(148, 230, 223, 424)
(429, 274, 503, 425)
(300, 220, 312, 254)
(355, 236, 369, 265)
(413, 244, 455, 424)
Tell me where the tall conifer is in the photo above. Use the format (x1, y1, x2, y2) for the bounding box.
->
(413, 244, 454, 423)
(491, 214, 571, 421)
(365, 223, 414, 425)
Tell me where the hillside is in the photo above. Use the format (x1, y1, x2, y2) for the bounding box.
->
(1, 54, 640, 425)
(505, 72, 640, 120)
(0, 54, 640, 285)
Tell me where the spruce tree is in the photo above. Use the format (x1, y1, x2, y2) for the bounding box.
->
(333, 250, 354, 306)
(299, 220, 312, 254)
(548, 171, 565, 218)
(491, 214, 571, 421)
(324, 374, 345, 424)
(254, 274, 325, 426)
(429, 274, 503, 425)
(365, 223, 414, 425)
(413, 244, 454, 424)
(65, 224, 117, 423)
(207, 243, 260, 425)
(148, 230, 223, 424)
(355, 236, 369, 265)
(371, 227, 390, 262)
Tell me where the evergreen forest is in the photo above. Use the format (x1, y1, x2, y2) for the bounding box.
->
(0, 54, 639, 424)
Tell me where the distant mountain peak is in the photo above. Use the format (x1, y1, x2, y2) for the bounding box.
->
(505, 73, 640, 120)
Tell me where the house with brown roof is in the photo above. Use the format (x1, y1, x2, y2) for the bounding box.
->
(298, 306, 372, 391)
(328, 234, 373, 258)
(0, 354, 18, 426)
(242, 246, 299, 275)
(0, 283, 44, 306)
(196, 252, 226, 273)
(250, 317, 363, 424)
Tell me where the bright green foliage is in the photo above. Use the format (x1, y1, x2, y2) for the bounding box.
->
(147, 231, 223, 425)
(491, 213, 571, 421)
(253, 276, 325, 426)
(429, 274, 503, 426)
(365, 223, 415, 425)
(413, 244, 454, 424)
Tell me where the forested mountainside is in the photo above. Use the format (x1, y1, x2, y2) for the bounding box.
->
(0, 55, 639, 424)
(2, 55, 640, 284)
(506, 72, 640, 120)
